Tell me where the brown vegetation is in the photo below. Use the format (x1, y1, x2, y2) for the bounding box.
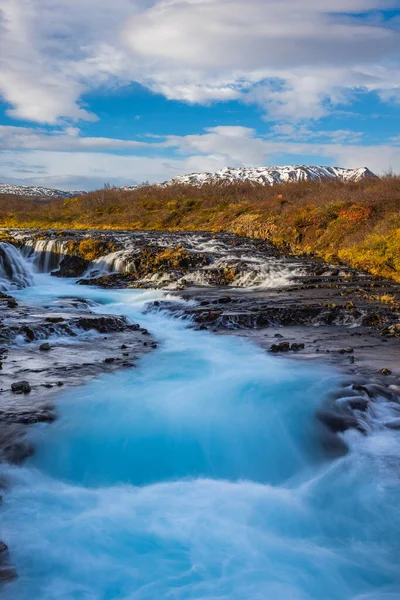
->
(1, 176, 400, 281)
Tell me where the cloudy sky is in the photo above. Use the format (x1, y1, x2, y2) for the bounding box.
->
(0, 0, 399, 190)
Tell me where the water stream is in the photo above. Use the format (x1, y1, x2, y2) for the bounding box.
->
(1, 254, 400, 599)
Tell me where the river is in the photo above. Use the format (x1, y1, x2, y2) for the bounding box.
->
(1, 243, 400, 599)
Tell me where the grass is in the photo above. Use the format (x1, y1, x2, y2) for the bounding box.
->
(1, 176, 400, 281)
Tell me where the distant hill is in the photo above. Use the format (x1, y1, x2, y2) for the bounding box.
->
(0, 183, 86, 199)
(163, 165, 377, 186)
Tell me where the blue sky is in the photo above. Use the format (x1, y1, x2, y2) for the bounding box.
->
(0, 0, 399, 190)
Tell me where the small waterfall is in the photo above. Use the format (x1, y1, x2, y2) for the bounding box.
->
(24, 239, 69, 273)
(0, 242, 33, 291)
(86, 251, 135, 276)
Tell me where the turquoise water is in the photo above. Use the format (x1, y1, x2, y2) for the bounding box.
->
(1, 275, 400, 599)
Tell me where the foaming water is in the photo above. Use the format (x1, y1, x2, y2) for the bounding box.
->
(2, 274, 400, 599)
(0, 242, 33, 290)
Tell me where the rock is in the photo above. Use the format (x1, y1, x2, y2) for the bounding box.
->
(104, 357, 115, 363)
(121, 344, 127, 349)
(11, 409, 56, 424)
(52, 255, 89, 278)
(269, 342, 290, 353)
(384, 418, 400, 430)
(378, 368, 392, 376)
(0, 542, 17, 583)
(45, 316, 65, 323)
(39, 342, 51, 352)
(218, 296, 232, 304)
(11, 381, 31, 394)
(291, 343, 305, 351)
(347, 397, 369, 411)
(21, 326, 35, 342)
(338, 347, 354, 354)
(317, 410, 363, 434)
(76, 316, 128, 334)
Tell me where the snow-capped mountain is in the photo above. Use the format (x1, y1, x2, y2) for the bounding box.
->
(0, 183, 86, 199)
(163, 165, 377, 187)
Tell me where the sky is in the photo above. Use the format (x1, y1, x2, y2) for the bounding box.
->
(0, 0, 400, 191)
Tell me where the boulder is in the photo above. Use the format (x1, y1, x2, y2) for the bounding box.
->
(11, 381, 31, 394)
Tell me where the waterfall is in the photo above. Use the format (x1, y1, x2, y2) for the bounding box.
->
(0, 242, 33, 291)
(22, 239, 69, 273)
(86, 250, 134, 276)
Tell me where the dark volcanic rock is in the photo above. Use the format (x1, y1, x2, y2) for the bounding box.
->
(0, 542, 17, 583)
(11, 381, 31, 394)
(52, 255, 89, 278)
(317, 410, 363, 434)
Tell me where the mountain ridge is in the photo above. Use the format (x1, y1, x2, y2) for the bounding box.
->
(1, 165, 377, 198)
(163, 165, 377, 187)
(0, 183, 86, 199)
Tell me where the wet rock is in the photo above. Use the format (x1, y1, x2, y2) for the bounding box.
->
(121, 344, 127, 349)
(384, 418, 400, 430)
(218, 296, 232, 304)
(7, 409, 56, 425)
(21, 326, 35, 342)
(45, 316, 65, 323)
(11, 381, 31, 394)
(269, 342, 290, 353)
(338, 347, 354, 354)
(317, 410, 363, 434)
(291, 343, 305, 351)
(76, 316, 129, 334)
(104, 357, 116, 363)
(39, 342, 51, 352)
(378, 368, 392, 376)
(0, 542, 17, 583)
(381, 324, 400, 338)
(52, 255, 89, 278)
(3, 439, 34, 464)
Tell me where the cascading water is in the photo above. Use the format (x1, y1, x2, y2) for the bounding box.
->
(32, 239, 69, 272)
(1, 271, 400, 599)
(86, 250, 134, 276)
(0, 242, 33, 291)
(1, 248, 400, 600)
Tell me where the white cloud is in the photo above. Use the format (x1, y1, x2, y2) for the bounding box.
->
(0, 0, 399, 123)
(0, 125, 154, 151)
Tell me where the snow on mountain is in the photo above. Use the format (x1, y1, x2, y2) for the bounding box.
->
(0, 184, 86, 199)
(163, 165, 377, 187)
